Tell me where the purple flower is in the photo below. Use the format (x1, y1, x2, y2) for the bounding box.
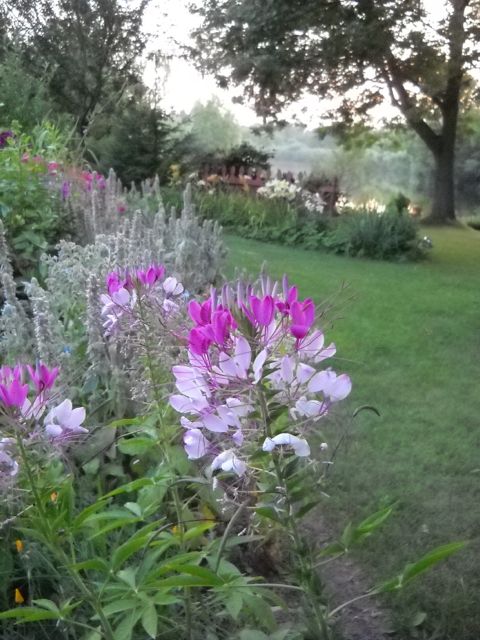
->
(308, 370, 352, 401)
(0, 130, 13, 149)
(184, 428, 210, 459)
(44, 399, 87, 439)
(0, 438, 18, 478)
(163, 276, 184, 296)
(61, 181, 71, 200)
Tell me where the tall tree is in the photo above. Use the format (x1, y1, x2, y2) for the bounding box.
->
(7, 0, 149, 131)
(192, 0, 480, 222)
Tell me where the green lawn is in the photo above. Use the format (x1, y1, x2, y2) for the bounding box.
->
(225, 227, 480, 639)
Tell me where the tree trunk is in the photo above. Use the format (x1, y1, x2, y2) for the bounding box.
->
(429, 143, 456, 223)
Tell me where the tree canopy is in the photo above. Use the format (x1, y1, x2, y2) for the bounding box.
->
(6, 0, 149, 131)
(192, 0, 480, 221)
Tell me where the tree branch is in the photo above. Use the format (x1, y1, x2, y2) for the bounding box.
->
(383, 56, 441, 154)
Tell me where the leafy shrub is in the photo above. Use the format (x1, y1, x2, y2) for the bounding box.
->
(161, 186, 423, 261)
(324, 208, 422, 260)
(0, 122, 71, 273)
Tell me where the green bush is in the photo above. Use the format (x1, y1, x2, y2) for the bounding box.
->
(325, 208, 422, 260)
(160, 186, 424, 261)
(0, 122, 71, 274)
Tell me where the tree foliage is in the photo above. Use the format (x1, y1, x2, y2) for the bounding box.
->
(7, 0, 149, 131)
(192, 0, 480, 221)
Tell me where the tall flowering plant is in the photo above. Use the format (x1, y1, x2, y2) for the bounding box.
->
(169, 273, 351, 635)
(0, 362, 88, 486)
(170, 274, 351, 477)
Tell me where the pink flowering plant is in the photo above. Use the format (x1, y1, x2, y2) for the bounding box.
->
(171, 274, 350, 478)
(166, 274, 352, 634)
(0, 262, 465, 639)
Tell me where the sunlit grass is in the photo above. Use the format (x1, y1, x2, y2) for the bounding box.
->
(226, 225, 480, 639)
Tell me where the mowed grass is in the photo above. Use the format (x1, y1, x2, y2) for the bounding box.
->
(225, 226, 480, 639)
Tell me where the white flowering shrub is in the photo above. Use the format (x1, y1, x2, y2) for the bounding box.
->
(257, 178, 326, 214)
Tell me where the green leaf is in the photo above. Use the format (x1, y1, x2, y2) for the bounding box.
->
(224, 591, 243, 619)
(353, 506, 393, 539)
(149, 592, 180, 606)
(401, 542, 466, 584)
(103, 599, 140, 617)
(296, 499, 321, 518)
(114, 611, 142, 640)
(411, 611, 427, 627)
(171, 564, 223, 586)
(124, 502, 143, 517)
(376, 541, 466, 593)
(71, 558, 110, 573)
(255, 506, 282, 523)
(31, 599, 60, 613)
(117, 567, 138, 590)
(156, 574, 220, 588)
(183, 520, 217, 541)
(111, 535, 150, 571)
(118, 437, 155, 456)
(0, 607, 60, 622)
(102, 478, 154, 498)
(141, 603, 158, 638)
(88, 516, 142, 540)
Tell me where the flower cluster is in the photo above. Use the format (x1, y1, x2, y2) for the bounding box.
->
(0, 130, 14, 149)
(257, 179, 299, 201)
(257, 179, 326, 214)
(170, 276, 351, 477)
(0, 363, 87, 483)
(82, 170, 106, 192)
(100, 264, 185, 335)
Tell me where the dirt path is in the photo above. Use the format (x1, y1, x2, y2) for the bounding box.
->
(305, 516, 391, 640)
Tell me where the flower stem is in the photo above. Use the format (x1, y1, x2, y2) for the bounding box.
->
(258, 393, 330, 639)
(16, 436, 116, 640)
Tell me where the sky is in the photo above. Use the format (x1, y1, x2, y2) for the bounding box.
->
(143, 0, 448, 128)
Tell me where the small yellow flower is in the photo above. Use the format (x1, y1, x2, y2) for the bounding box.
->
(14, 588, 24, 604)
(171, 525, 179, 535)
(15, 539, 24, 553)
(50, 491, 58, 503)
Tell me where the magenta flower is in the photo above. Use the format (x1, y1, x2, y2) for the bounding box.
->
(136, 265, 165, 287)
(0, 366, 29, 409)
(290, 299, 315, 339)
(27, 363, 59, 394)
(188, 299, 212, 326)
(244, 294, 275, 326)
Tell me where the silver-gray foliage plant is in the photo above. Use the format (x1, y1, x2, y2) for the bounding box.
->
(0, 176, 226, 416)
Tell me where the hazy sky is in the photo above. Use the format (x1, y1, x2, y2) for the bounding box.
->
(144, 0, 448, 127)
